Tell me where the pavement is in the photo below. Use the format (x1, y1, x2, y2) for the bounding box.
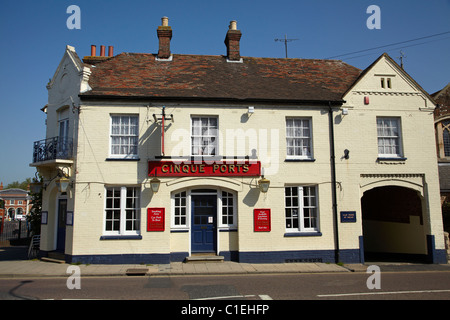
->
(0, 246, 449, 278)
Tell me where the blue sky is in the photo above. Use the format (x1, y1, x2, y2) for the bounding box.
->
(0, 0, 449, 186)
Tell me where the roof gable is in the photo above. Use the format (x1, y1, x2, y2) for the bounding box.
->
(80, 53, 362, 104)
(343, 53, 435, 106)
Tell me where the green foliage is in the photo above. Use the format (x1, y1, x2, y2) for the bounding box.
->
(27, 176, 42, 235)
(6, 178, 31, 190)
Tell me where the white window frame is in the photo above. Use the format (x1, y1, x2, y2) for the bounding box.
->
(190, 116, 219, 157)
(104, 186, 140, 236)
(218, 190, 237, 229)
(286, 118, 313, 160)
(285, 186, 319, 233)
(171, 190, 188, 229)
(377, 117, 403, 158)
(109, 114, 139, 159)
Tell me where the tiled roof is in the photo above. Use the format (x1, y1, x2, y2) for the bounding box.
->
(80, 53, 362, 103)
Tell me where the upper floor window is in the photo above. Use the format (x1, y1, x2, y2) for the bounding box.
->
(110, 115, 139, 158)
(443, 120, 450, 157)
(377, 117, 403, 158)
(191, 117, 218, 156)
(286, 118, 312, 159)
(381, 77, 392, 89)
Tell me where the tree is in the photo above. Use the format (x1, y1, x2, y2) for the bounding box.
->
(6, 178, 31, 190)
(27, 176, 42, 235)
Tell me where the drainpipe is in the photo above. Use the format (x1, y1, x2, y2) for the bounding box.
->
(328, 102, 340, 264)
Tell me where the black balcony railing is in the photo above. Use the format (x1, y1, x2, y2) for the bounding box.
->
(32, 137, 73, 163)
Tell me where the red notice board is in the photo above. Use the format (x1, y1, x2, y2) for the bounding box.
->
(147, 208, 165, 231)
(254, 209, 271, 232)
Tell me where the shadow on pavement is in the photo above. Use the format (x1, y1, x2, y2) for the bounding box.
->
(0, 246, 29, 261)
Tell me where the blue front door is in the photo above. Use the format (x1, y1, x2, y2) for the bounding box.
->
(191, 194, 217, 253)
(56, 199, 67, 252)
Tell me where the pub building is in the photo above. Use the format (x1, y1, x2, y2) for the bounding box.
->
(30, 17, 447, 264)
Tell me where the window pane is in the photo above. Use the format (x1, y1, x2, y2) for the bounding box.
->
(110, 115, 139, 156)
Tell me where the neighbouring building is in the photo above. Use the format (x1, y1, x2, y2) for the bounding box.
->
(0, 183, 32, 220)
(433, 83, 450, 205)
(30, 17, 447, 264)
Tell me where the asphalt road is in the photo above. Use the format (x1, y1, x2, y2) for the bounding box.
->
(1, 271, 449, 301)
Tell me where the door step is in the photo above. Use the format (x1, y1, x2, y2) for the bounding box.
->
(185, 254, 224, 263)
(41, 251, 66, 264)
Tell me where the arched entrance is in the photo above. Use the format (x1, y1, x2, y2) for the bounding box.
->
(361, 186, 427, 262)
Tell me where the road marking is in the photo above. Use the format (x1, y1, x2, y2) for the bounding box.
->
(259, 294, 273, 300)
(318, 289, 450, 298)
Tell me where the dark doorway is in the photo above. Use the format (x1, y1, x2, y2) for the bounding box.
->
(361, 186, 427, 262)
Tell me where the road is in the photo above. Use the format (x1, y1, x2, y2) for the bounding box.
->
(1, 271, 449, 301)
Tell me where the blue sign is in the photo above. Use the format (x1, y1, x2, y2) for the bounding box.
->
(340, 211, 356, 223)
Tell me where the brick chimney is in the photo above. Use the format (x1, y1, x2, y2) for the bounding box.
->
(157, 17, 172, 59)
(224, 20, 242, 61)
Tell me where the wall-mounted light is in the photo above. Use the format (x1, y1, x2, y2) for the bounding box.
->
(342, 108, 349, 116)
(29, 182, 43, 194)
(150, 177, 161, 193)
(56, 176, 71, 193)
(248, 106, 255, 114)
(258, 177, 270, 193)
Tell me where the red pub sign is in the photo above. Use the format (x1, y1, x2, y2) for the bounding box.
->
(254, 208, 271, 232)
(147, 208, 165, 231)
(148, 160, 261, 177)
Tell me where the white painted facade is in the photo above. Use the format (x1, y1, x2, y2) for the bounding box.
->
(31, 47, 446, 264)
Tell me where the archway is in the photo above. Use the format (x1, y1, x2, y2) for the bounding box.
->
(361, 186, 427, 262)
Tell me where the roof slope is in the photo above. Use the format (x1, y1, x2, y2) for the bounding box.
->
(80, 53, 362, 103)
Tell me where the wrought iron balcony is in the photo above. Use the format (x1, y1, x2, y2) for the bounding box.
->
(32, 137, 73, 164)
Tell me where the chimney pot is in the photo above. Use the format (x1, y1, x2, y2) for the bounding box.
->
(162, 16, 169, 27)
(229, 20, 237, 30)
(100, 45, 106, 57)
(108, 46, 114, 57)
(91, 45, 96, 56)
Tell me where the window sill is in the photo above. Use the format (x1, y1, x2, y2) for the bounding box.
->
(284, 232, 322, 237)
(106, 157, 140, 161)
(170, 228, 189, 233)
(377, 157, 407, 162)
(285, 158, 316, 162)
(219, 228, 237, 232)
(100, 235, 142, 240)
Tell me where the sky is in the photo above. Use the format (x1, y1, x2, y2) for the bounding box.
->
(0, 0, 449, 186)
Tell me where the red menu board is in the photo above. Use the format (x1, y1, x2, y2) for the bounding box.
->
(147, 208, 165, 231)
(254, 209, 271, 232)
